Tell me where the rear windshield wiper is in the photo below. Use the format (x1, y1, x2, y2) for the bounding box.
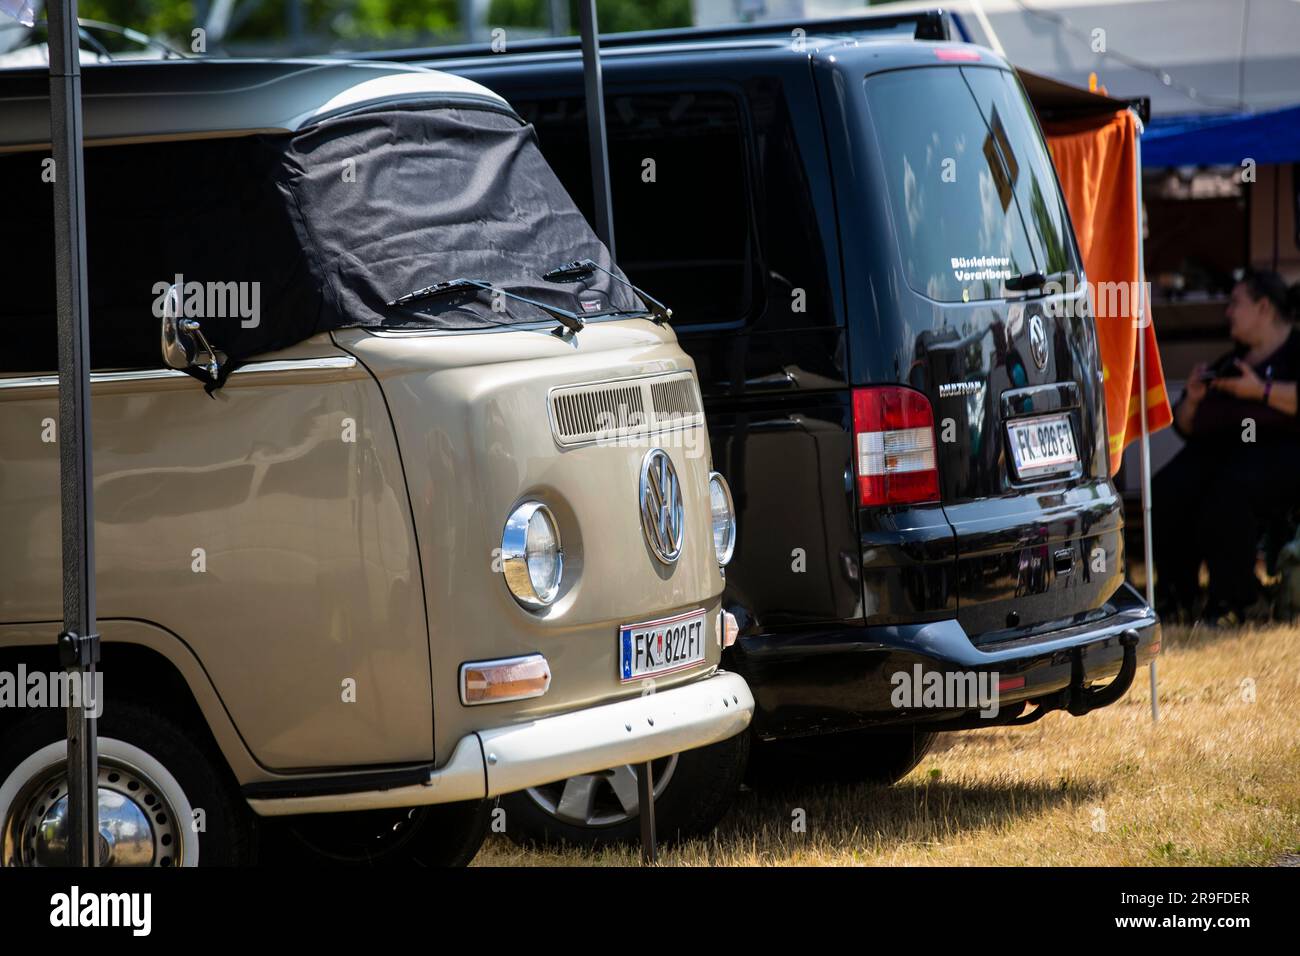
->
(1005, 270, 1073, 293)
(1005, 271, 1046, 292)
(387, 278, 584, 335)
(542, 258, 672, 325)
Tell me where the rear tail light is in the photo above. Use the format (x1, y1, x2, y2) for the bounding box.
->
(851, 386, 940, 506)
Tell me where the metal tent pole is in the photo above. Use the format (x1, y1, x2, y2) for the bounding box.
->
(547, 0, 569, 37)
(459, 0, 478, 43)
(577, 0, 617, 261)
(575, 0, 653, 861)
(637, 760, 656, 864)
(47, 0, 101, 866)
(1133, 112, 1158, 724)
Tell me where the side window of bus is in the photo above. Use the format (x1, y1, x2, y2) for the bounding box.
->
(519, 91, 756, 328)
(1, 137, 295, 375)
(0, 151, 59, 374)
(518, 85, 834, 335)
(742, 78, 837, 334)
(2, 144, 182, 375)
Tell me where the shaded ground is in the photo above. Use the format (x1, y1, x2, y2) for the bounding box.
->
(474, 623, 1300, 866)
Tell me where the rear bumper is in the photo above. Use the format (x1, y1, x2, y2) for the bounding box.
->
(246, 671, 753, 816)
(730, 583, 1159, 739)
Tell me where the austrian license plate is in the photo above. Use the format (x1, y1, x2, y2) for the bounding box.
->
(1007, 413, 1079, 478)
(620, 609, 707, 682)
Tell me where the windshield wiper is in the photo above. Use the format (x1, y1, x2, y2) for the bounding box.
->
(542, 258, 672, 325)
(1005, 270, 1073, 293)
(387, 277, 584, 335)
(1005, 271, 1046, 292)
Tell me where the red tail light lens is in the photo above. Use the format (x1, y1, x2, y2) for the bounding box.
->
(851, 386, 940, 506)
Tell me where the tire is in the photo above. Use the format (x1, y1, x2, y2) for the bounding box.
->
(747, 727, 938, 788)
(497, 730, 749, 850)
(0, 701, 256, 866)
(260, 800, 492, 867)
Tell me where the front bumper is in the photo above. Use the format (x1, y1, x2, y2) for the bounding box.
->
(246, 670, 753, 816)
(730, 583, 1160, 739)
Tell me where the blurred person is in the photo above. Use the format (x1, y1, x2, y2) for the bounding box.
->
(1153, 270, 1300, 624)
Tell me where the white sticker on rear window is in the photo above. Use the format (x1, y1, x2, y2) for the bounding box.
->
(951, 255, 1012, 284)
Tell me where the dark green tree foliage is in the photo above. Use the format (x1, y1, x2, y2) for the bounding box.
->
(487, 0, 691, 33)
(75, 0, 689, 52)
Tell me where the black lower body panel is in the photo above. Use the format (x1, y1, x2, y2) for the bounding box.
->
(727, 582, 1160, 740)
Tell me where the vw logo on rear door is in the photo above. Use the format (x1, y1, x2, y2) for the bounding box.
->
(640, 448, 684, 565)
(1029, 314, 1050, 371)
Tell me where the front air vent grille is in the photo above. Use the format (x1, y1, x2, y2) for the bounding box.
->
(549, 372, 704, 446)
(552, 384, 646, 441)
(649, 377, 701, 422)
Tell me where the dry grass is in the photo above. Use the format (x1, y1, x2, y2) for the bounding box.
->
(474, 624, 1300, 866)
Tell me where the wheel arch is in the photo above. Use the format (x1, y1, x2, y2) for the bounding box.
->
(0, 619, 262, 786)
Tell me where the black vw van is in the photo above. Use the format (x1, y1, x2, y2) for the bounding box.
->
(404, 11, 1161, 842)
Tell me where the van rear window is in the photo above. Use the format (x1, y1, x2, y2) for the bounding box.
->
(865, 66, 1077, 303)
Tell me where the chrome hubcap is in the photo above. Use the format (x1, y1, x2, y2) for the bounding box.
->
(6, 760, 183, 867)
(525, 755, 678, 828)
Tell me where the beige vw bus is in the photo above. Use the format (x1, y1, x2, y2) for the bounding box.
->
(0, 60, 752, 866)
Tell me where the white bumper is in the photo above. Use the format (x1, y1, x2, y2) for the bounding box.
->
(248, 671, 753, 817)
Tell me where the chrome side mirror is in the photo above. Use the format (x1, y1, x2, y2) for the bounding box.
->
(160, 284, 222, 379)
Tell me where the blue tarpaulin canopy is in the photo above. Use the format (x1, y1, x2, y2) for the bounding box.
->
(1141, 104, 1300, 167)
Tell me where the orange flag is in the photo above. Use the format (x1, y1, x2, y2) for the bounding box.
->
(1045, 110, 1172, 474)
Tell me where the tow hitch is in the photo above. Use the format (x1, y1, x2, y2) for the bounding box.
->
(1010, 629, 1140, 724)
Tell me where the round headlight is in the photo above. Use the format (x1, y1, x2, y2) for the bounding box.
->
(501, 502, 564, 609)
(708, 472, 737, 566)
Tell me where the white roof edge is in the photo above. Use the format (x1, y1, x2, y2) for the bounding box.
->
(294, 69, 509, 128)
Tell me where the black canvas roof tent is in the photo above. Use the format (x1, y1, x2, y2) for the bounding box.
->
(3, 57, 639, 383)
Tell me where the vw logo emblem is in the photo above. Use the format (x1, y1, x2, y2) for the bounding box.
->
(639, 448, 684, 565)
(1028, 313, 1049, 371)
